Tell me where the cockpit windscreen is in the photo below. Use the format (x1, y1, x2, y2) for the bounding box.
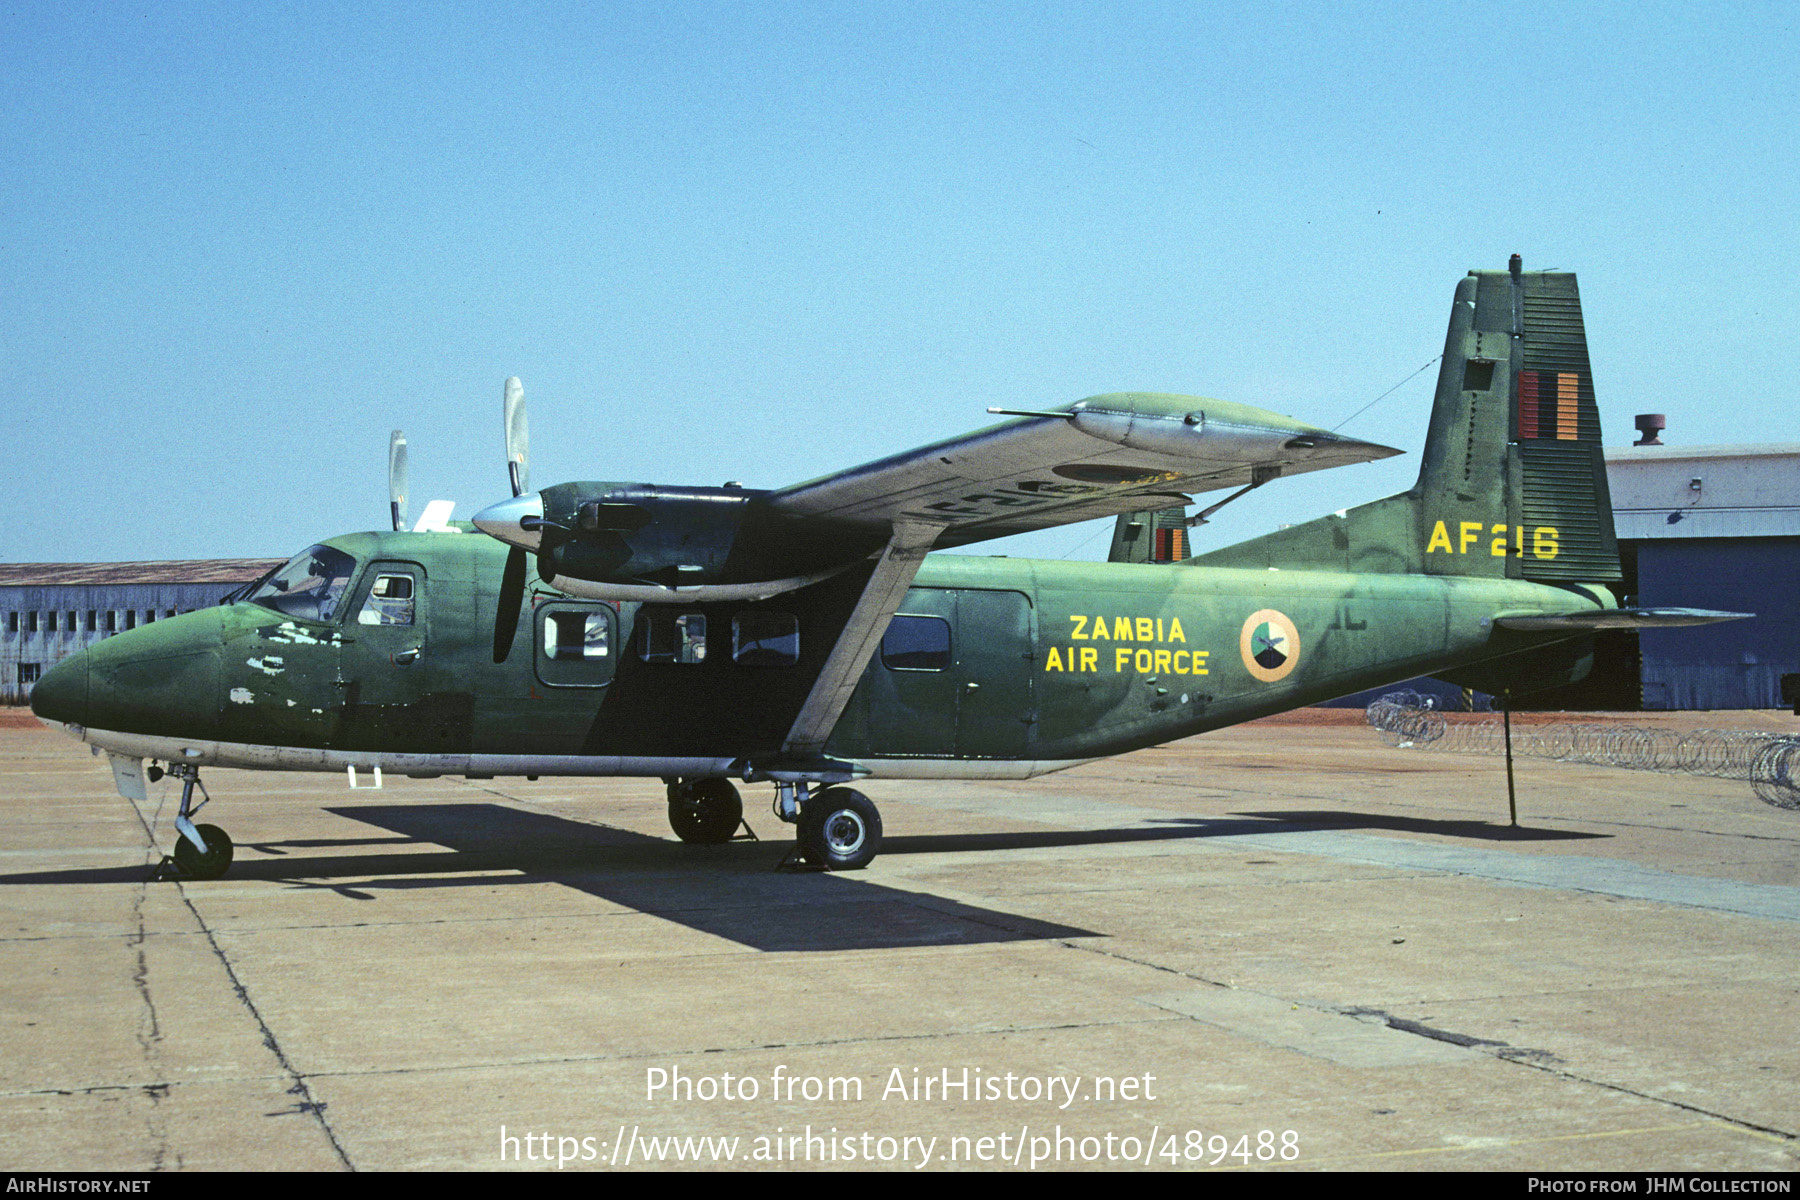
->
(247, 545, 358, 621)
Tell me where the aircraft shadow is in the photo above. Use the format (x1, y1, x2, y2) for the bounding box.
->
(0, 803, 1098, 954)
(875, 810, 1603, 857)
(1227, 810, 1609, 842)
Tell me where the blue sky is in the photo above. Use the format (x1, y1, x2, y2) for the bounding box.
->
(3, 3, 1795, 563)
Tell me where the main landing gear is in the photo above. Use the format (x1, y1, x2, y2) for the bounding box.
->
(665, 778, 748, 844)
(774, 781, 883, 871)
(154, 763, 235, 881)
(665, 777, 884, 870)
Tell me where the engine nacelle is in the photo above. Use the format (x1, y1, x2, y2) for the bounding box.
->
(534, 481, 755, 588)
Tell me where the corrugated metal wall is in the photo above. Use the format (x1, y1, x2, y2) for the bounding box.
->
(1638, 537, 1800, 710)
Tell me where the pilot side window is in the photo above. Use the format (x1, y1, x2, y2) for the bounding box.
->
(732, 612, 798, 667)
(357, 574, 416, 626)
(881, 614, 952, 671)
(639, 612, 706, 664)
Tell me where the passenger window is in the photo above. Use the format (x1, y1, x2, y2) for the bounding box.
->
(882, 614, 951, 671)
(536, 603, 618, 688)
(358, 574, 417, 626)
(545, 609, 609, 660)
(639, 612, 706, 664)
(732, 612, 799, 667)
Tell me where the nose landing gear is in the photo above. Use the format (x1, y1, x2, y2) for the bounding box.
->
(161, 763, 234, 881)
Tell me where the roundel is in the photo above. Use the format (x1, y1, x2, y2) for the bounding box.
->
(1239, 609, 1300, 683)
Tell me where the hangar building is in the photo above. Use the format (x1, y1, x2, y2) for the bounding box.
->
(1607, 441, 1799, 710)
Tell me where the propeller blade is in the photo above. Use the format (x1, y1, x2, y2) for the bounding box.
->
(504, 377, 530, 498)
(493, 546, 528, 663)
(388, 430, 410, 532)
(537, 551, 557, 586)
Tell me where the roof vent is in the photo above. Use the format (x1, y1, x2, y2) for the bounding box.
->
(1633, 414, 1666, 446)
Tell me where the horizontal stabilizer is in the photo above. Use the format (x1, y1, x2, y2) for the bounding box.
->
(1495, 608, 1752, 632)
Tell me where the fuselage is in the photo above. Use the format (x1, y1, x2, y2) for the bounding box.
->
(29, 528, 1595, 781)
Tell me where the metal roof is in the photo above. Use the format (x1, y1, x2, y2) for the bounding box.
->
(0, 560, 283, 587)
(1607, 443, 1800, 463)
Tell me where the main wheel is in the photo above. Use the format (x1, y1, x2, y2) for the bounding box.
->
(173, 823, 234, 880)
(666, 778, 744, 844)
(797, 788, 881, 870)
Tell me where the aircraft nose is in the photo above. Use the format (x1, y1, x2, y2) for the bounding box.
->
(29, 650, 89, 730)
(471, 491, 545, 552)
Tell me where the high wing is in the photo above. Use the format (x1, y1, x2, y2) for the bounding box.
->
(765, 392, 1401, 548)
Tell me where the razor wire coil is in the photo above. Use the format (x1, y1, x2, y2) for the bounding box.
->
(1365, 693, 1800, 811)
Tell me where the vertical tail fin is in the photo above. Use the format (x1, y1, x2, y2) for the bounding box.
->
(1109, 505, 1190, 563)
(1195, 260, 1621, 584)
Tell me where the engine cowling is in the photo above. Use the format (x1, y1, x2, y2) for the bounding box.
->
(472, 482, 879, 602)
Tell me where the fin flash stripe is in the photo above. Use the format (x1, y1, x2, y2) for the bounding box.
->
(1518, 370, 1585, 442)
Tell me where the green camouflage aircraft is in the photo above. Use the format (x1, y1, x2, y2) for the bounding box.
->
(30, 261, 1743, 878)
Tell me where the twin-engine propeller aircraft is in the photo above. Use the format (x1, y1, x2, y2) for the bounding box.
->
(31, 261, 1745, 878)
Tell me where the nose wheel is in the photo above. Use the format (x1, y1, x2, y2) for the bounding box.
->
(158, 764, 235, 880)
(172, 823, 234, 880)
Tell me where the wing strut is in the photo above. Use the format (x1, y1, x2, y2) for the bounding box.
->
(781, 521, 943, 759)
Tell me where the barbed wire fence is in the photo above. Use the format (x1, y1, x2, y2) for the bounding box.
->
(1364, 691, 1800, 812)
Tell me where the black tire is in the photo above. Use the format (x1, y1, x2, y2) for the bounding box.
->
(173, 823, 234, 880)
(797, 788, 881, 870)
(666, 778, 744, 844)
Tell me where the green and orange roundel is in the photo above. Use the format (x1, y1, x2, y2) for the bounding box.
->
(1239, 609, 1300, 683)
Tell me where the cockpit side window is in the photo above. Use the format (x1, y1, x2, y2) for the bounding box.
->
(357, 574, 416, 626)
(248, 545, 358, 622)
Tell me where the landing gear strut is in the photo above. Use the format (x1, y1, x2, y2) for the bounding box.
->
(666, 778, 747, 844)
(164, 764, 234, 880)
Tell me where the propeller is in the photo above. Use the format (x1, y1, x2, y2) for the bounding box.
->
(495, 378, 533, 662)
(388, 430, 409, 532)
(505, 376, 530, 497)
